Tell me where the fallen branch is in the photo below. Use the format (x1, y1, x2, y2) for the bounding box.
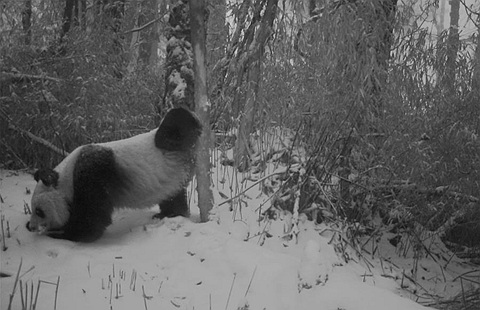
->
(1, 111, 69, 157)
(9, 123, 69, 157)
(0, 72, 62, 84)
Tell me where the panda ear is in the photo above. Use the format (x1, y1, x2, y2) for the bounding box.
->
(34, 169, 59, 187)
(155, 108, 202, 152)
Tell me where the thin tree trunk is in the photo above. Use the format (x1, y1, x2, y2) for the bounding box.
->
(139, 0, 157, 65)
(62, 0, 76, 37)
(22, 0, 32, 45)
(191, 0, 213, 222)
(436, 0, 446, 35)
(127, 1, 141, 74)
(206, 0, 226, 69)
(471, 11, 480, 91)
(443, 0, 460, 97)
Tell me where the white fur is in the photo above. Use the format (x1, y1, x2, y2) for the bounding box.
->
(30, 184, 70, 231)
(29, 128, 193, 233)
(98, 129, 191, 209)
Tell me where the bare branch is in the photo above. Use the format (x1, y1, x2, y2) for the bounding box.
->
(123, 16, 163, 35)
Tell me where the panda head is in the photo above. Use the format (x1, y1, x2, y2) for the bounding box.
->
(27, 169, 70, 235)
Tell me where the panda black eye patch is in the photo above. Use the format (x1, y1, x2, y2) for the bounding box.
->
(35, 208, 45, 219)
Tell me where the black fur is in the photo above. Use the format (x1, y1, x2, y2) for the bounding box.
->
(54, 145, 122, 242)
(32, 108, 201, 242)
(155, 108, 202, 152)
(34, 169, 59, 187)
(154, 188, 190, 219)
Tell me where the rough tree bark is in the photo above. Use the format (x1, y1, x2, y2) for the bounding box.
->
(62, 0, 76, 36)
(96, 0, 126, 66)
(138, 0, 159, 65)
(61, 0, 86, 38)
(473, 13, 480, 92)
(190, 0, 213, 222)
(206, 0, 226, 70)
(443, 0, 460, 97)
(163, 0, 194, 110)
(21, 0, 32, 45)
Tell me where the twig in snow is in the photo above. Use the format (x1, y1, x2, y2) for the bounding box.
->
(7, 258, 22, 310)
(87, 261, 91, 278)
(130, 269, 137, 291)
(23, 201, 31, 215)
(142, 285, 149, 310)
(6, 220, 10, 238)
(1, 215, 7, 251)
(109, 278, 113, 304)
(20, 280, 25, 310)
(225, 273, 237, 310)
(19, 280, 37, 310)
(158, 281, 163, 294)
(401, 270, 406, 288)
(29, 281, 34, 309)
(33, 280, 41, 309)
(54, 276, 60, 310)
(245, 266, 257, 297)
(115, 283, 121, 299)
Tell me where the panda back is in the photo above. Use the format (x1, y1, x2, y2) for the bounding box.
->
(99, 130, 190, 209)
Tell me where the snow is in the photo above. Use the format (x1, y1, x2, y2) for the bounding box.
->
(0, 164, 474, 310)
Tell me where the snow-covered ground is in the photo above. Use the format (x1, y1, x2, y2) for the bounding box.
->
(0, 163, 475, 310)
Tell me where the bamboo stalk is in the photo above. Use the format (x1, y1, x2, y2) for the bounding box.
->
(54, 276, 60, 310)
(225, 273, 237, 310)
(7, 258, 22, 310)
(244, 266, 257, 297)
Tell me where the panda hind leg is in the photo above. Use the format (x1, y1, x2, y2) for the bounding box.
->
(154, 188, 190, 219)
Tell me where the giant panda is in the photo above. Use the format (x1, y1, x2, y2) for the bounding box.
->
(26, 107, 202, 242)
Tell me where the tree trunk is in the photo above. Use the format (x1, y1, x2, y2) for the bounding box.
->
(139, 0, 157, 65)
(96, 0, 126, 56)
(436, 0, 446, 35)
(443, 0, 460, 97)
(206, 0, 226, 69)
(62, 0, 76, 37)
(163, 0, 194, 110)
(473, 14, 480, 92)
(127, 1, 142, 74)
(190, 0, 214, 222)
(21, 0, 32, 45)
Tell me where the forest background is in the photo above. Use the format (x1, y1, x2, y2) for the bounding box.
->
(1, 0, 480, 265)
